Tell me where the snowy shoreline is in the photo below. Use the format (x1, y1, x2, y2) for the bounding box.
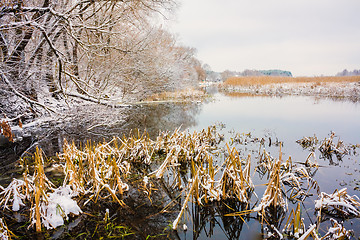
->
(220, 81, 360, 101)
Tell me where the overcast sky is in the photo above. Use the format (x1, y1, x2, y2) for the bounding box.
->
(168, 0, 360, 76)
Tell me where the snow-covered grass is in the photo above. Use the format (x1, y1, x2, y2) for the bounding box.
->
(315, 188, 360, 218)
(37, 186, 82, 229)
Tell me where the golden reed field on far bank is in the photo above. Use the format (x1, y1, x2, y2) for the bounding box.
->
(223, 75, 360, 86)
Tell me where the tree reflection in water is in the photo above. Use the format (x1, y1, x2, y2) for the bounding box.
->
(33, 101, 202, 157)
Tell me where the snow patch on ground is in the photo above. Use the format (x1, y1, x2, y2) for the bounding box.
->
(40, 186, 82, 229)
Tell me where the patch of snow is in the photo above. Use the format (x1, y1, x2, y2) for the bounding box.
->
(41, 186, 82, 229)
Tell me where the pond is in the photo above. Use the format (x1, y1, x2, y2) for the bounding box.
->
(1, 91, 360, 239)
(181, 92, 360, 239)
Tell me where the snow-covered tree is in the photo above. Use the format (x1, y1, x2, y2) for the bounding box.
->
(0, 0, 200, 118)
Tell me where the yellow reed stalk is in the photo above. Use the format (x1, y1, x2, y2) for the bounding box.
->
(33, 146, 48, 232)
(172, 169, 199, 230)
(305, 152, 318, 168)
(297, 224, 319, 240)
(153, 148, 176, 179)
(283, 203, 305, 237)
(220, 144, 253, 202)
(255, 158, 286, 218)
(0, 218, 13, 240)
(34, 186, 41, 232)
(111, 157, 124, 196)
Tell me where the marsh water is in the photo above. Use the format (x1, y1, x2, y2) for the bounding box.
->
(182, 92, 360, 239)
(2, 90, 360, 239)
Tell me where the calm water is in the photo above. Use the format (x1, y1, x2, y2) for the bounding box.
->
(193, 93, 360, 144)
(181, 93, 360, 239)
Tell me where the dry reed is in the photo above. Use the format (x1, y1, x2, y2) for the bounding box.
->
(321, 218, 353, 239)
(1, 125, 359, 237)
(315, 188, 360, 218)
(33, 147, 54, 232)
(0, 218, 10, 240)
(219, 145, 253, 203)
(283, 203, 305, 238)
(224, 76, 360, 87)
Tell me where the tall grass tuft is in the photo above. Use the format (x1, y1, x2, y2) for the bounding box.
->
(220, 145, 253, 203)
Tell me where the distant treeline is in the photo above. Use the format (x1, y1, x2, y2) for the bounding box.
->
(220, 69, 292, 81)
(336, 69, 360, 76)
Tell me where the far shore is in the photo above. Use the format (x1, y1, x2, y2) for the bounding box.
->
(219, 75, 360, 101)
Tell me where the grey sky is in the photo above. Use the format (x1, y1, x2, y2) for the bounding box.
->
(169, 0, 360, 76)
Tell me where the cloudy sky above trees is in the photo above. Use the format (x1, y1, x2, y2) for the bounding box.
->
(169, 0, 360, 76)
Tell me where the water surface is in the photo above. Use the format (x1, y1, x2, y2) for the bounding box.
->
(182, 93, 360, 239)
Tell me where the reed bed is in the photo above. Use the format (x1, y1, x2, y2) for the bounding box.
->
(318, 132, 349, 158)
(296, 135, 319, 150)
(224, 75, 360, 86)
(0, 126, 359, 239)
(297, 133, 358, 165)
(254, 159, 286, 216)
(219, 145, 253, 202)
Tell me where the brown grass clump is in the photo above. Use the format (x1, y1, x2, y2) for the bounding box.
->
(223, 75, 360, 86)
(0, 120, 13, 142)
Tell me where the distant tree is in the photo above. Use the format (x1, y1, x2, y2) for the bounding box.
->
(221, 70, 235, 81)
(242, 69, 262, 76)
(336, 69, 360, 76)
(193, 60, 207, 81)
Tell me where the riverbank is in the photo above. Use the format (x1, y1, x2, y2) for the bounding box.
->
(0, 88, 208, 171)
(220, 76, 360, 101)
